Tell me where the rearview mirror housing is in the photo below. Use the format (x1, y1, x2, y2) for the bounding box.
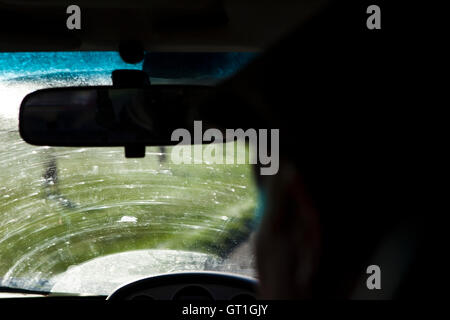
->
(19, 85, 215, 156)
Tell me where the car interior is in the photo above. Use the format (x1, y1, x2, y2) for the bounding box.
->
(0, 0, 431, 308)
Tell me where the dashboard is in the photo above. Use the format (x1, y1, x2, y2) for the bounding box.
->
(107, 272, 258, 301)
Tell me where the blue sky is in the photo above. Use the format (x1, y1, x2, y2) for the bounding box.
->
(0, 52, 142, 81)
(0, 52, 256, 81)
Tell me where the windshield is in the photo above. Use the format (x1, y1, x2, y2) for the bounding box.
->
(0, 52, 258, 295)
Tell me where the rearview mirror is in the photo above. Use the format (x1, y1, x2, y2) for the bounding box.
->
(19, 85, 214, 155)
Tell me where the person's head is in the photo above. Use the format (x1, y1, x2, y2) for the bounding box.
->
(200, 0, 418, 298)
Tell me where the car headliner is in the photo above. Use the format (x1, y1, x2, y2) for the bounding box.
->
(0, 0, 329, 52)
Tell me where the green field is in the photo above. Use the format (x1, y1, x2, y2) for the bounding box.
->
(0, 131, 257, 290)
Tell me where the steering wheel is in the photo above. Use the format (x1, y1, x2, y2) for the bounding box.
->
(107, 272, 258, 301)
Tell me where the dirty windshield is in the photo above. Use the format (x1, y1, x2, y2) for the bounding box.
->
(0, 52, 257, 295)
